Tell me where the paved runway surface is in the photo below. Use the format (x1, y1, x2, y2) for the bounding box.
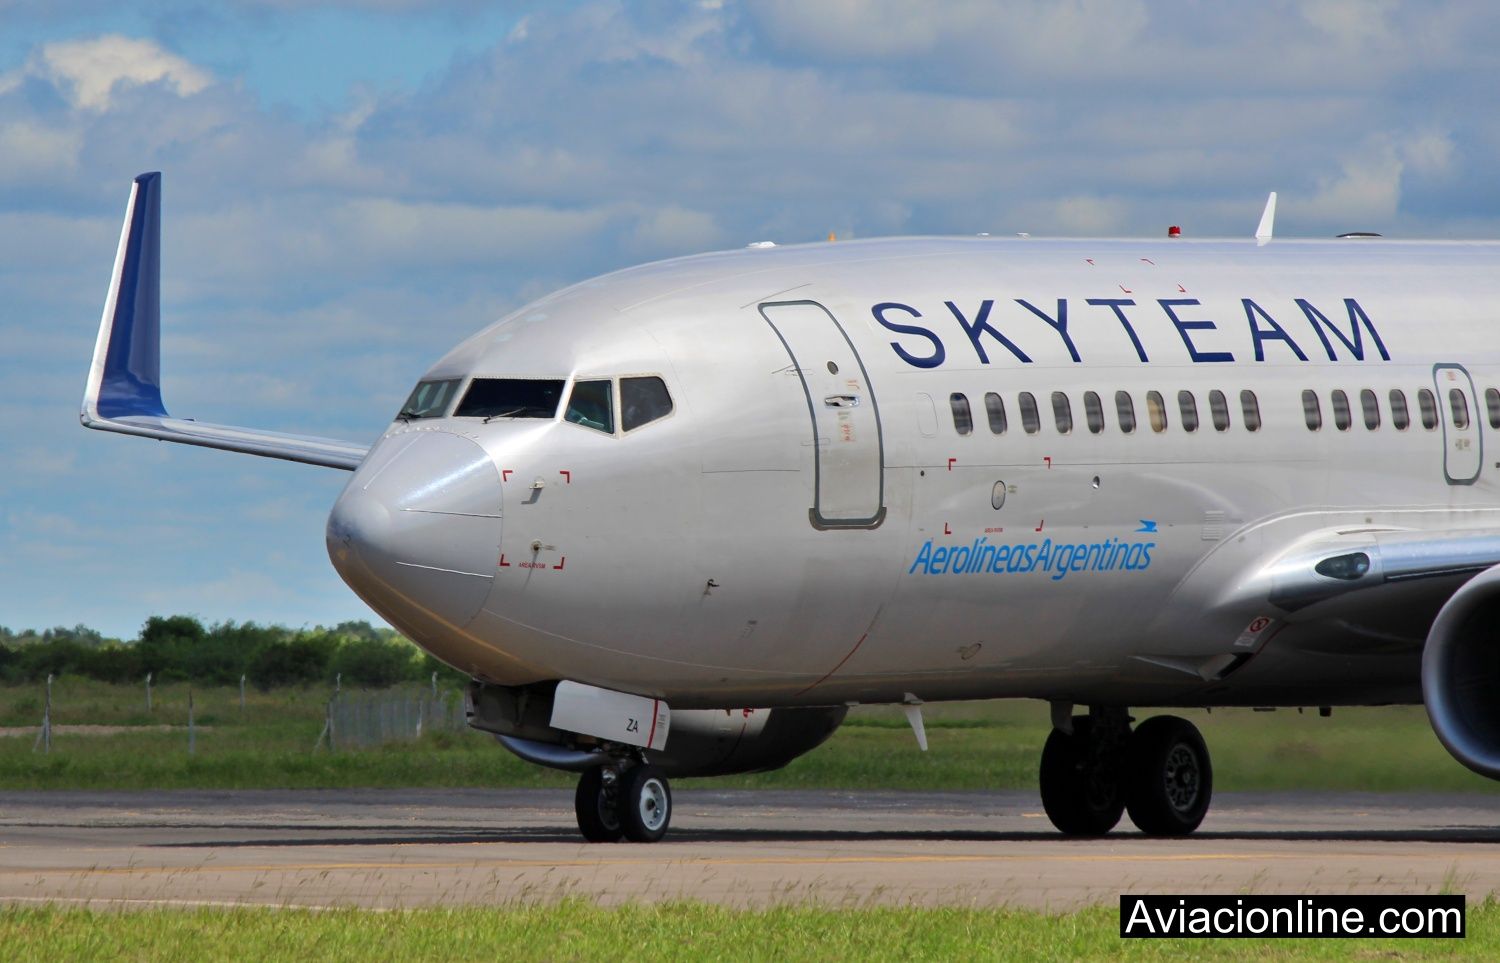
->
(1, 789, 1497, 909)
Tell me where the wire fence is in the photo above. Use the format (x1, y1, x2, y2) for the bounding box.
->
(317, 690, 468, 750)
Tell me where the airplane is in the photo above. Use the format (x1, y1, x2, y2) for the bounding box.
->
(83, 172, 1500, 843)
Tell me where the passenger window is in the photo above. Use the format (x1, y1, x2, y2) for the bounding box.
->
(984, 392, 1007, 434)
(1240, 389, 1261, 431)
(1019, 392, 1041, 434)
(1177, 390, 1199, 432)
(397, 378, 461, 421)
(1488, 388, 1500, 430)
(1389, 389, 1410, 430)
(950, 392, 974, 435)
(1146, 391, 1168, 432)
(1449, 388, 1470, 429)
(1052, 391, 1073, 434)
(1418, 388, 1438, 430)
(1115, 391, 1136, 433)
(1302, 389, 1322, 431)
(1208, 389, 1230, 431)
(564, 379, 614, 433)
(1360, 388, 1380, 430)
(455, 378, 565, 419)
(620, 376, 674, 431)
(1331, 390, 1351, 431)
(1083, 391, 1105, 434)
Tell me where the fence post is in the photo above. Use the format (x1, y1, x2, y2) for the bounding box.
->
(239, 674, 246, 713)
(145, 672, 153, 713)
(431, 671, 438, 699)
(188, 688, 196, 756)
(33, 674, 53, 754)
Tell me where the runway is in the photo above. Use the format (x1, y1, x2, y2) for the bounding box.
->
(1, 789, 1497, 910)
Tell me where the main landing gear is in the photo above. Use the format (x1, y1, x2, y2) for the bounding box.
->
(574, 761, 673, 843)
(1039, 707, 1212, 837)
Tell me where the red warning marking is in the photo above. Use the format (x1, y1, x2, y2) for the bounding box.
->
(947, 458, 957, 471)
(1084, 258, 1095, 265)
(646, 699, 660, 749)
(1035, 519, 1045, 532)
(1043, 456, 1052, 469)
(1177, 283, 1187, 293)
(1247, 616, 1272, 634)
(943, 522, 952, 535)
(1119, 284, 1133, 294)
(559, 470, 572, 484)
(501, 470, 513, 482)
(553, 556, 566, 571)
(1140, 257, 1155, 265)
(498, 554, 510, 568)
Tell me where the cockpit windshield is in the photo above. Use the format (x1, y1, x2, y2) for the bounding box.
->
(396, 378, 461, 421)
(455, 378, 565, 420)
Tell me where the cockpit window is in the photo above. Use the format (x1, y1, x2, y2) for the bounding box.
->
(621, 376, 674, 431)
(565, 380, 614, 433)
(454, 378, 565, 419)
(397, 378, 460, 420)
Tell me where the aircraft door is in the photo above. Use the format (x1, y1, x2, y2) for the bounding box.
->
(759, 300, 886, 528)
(1435, 363, 1482, 485)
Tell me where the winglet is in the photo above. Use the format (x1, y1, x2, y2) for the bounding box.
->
(84, 172, 167, 422)
(1255, 191, 1277, 245)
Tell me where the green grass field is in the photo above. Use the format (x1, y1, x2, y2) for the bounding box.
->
(0, 678, 1495, 793)
(0, 901, 1490, 961)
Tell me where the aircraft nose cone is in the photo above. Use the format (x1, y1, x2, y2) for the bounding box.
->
(327, 430, 502, 631)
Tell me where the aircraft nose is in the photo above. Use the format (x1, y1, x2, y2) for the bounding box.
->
(327, 430, 502, 631)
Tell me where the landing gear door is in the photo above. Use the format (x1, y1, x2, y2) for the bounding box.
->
(759, 300, 886, 529)
(1435, 363, 1482, 485)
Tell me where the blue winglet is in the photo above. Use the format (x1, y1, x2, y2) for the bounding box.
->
(94, 171, 167, 419)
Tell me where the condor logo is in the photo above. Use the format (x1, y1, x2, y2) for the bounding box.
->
(909, 535, 1156, 582)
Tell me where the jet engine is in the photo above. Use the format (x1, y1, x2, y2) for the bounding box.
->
(1423, 565, 1500, 779)
(468, 681, 846, 777)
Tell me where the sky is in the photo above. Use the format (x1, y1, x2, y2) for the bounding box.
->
(4, 0, 1500, 638)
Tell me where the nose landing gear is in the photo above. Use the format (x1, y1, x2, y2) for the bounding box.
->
(574, 760, 673, 843)
(1039, 708, 1213, 837)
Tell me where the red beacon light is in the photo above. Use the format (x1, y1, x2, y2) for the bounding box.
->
(1167, 225, 1182, 238)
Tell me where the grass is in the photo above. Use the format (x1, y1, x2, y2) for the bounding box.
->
(0, 901, 1490, 961)
(0, 678, 1496, 793)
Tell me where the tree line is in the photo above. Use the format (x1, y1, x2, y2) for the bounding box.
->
(0, 617, 466, 689)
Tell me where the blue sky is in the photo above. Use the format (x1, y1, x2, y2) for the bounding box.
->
(4, 0, 1500, 638)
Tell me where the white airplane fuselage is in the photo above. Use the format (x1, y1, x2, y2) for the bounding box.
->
(324, 235, 1500, 711)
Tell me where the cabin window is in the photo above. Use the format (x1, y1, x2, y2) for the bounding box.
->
(1389, 389, 1410, 430)
(621, 376, 674, 431)
(950, 392, 974, 435)
(1052, 391, 1073, 434)
(1360, 389, 1380, 430)
(1418, 388, 1439, 430)
(984, 392, 1007, 434)
(1146, 391, 1168, 432)
(1331, 390, 1352, 431)
(1302, 389, 1322, 431)
(1240, 389, 1261, 431)
(1115, 391, 1137, 433)
(1488, 388, 1500, 430)
(1208, 389, 1230, 431)
(1083, 391, 1105, 434)
(1449, 388, 1471, 430)
(396, 378, 461, 420)
(1177, 390, 1199, 432)
(455, 378, 565, 419)
(564, 379, 614, 433)
(1019, 392, 1041, 434)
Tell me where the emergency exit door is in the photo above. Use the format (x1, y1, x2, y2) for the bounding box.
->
(759, 300, 886, 528)
(1435, 363, 1483, 485)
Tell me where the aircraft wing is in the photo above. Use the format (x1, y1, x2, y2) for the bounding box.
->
(80, 173, 369, 471)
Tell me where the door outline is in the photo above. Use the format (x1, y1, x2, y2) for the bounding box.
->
(1434, 362, 1482, 486)
(759, 299, 886, 529)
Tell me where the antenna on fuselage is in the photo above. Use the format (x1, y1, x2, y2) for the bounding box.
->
(1255, 191, 1277, 245)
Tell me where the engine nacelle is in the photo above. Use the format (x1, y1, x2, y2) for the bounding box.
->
(468, 681, 846, 777)
(1423, 565, 1500, 779)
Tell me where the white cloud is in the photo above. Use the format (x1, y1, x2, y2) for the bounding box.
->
(3, 35, 211, 111)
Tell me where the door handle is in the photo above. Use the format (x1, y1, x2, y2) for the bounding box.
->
(824, 395, 860, 408)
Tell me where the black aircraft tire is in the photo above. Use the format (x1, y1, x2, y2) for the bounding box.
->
(1038, 716, 1125, 836)
(574, 767, 624, 843)
(1125, 715, 1213, 837)
(619, 764, 673, 843)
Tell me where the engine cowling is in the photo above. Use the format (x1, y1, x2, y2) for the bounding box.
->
(1423, 565, 1500, 779)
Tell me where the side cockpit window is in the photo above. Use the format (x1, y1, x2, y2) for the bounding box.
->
(455, 378, 564, 419)
(565, 380, 613, 433)
(396, 378, 461, 420)
(621, 376, 674, 431)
